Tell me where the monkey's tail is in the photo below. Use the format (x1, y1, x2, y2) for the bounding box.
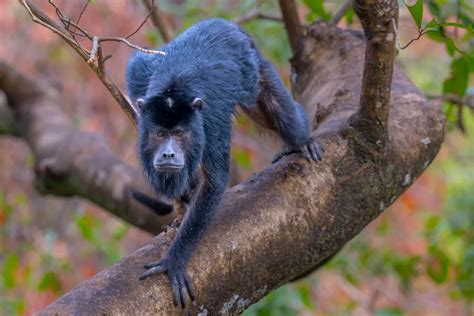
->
(131, 190, 174, 216)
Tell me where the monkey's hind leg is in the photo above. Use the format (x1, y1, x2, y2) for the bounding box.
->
(256, 58, 324, 163)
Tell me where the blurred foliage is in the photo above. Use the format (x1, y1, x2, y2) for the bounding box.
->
(0, 0, 473, 315)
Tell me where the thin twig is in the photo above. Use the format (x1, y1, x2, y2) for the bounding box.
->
(76, 0, 90, 26)
(48, 0, 91, 55)
(330, 0, 352, 25)
(98, 37, 165, 54)
(234, 6, 282, 24)
(19, 0, 145, 124)
(141, 0, 174, 43)
(126, 0, 155, 39)
(391, 17, 428, 50)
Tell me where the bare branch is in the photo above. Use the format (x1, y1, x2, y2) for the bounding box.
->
(126, 0, 156, 39)
(350, 0, 399, 149)
(234, 6, 282, 24)
(18, 0, 168, 125)
(76, 0, 90, 26)
(98, 37, 166, 55)
(278, 0, 303, 53)
(330, 0, 352, 25)
(141, 0, 174, 43)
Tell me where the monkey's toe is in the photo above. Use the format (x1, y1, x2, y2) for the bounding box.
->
(305, 141, 324, 162)
(169, 267, 195, 308)
(140, 264, 167, 280)
(272, 140, 324, 164)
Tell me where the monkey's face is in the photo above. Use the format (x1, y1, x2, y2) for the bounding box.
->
(137, 92, 205, 180)
(145, 126, 189, 173)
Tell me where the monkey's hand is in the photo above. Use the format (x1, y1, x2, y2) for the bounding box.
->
(140, 256, 195, 308)
(272, 139, 324, 164)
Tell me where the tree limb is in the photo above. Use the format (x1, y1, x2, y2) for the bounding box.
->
(234, 6, 282, 25)
(38, 1, 445, 313)
(0, 61, 174, 234)
(278, 0, 303, 53)
(330, 0, 352, 25)
(349, 0, 398, 150)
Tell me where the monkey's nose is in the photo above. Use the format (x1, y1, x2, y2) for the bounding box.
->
(162, 151, 175, 159)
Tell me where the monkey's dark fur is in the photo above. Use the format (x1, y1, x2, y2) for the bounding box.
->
(126, 18, 322, 308)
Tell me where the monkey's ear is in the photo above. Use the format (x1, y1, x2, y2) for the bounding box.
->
(136, 98, 145, 113)
(192, 97, 204, 110)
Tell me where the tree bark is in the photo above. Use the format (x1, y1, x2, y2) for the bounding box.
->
(36, 17, 445, 316)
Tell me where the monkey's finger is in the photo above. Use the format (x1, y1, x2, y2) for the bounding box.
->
(179, 277, 187, 308)
(139, 265, 166, 280)
(301, 146, 312, 162)
(308, 143, 322, 161)
(171, 277, 180, 307)
(314, 142, 324, 160)
(184, 273, 196, 301)
(144, 261, 163, 269)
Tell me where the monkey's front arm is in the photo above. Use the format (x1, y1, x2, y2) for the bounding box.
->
(139, 177, 226, 308)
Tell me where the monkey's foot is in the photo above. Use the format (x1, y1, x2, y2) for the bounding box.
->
(140, 257, 195, 308)
(272, 140, 324, 163)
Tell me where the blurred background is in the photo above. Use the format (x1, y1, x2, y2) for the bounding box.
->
(0, 0, 473, 315)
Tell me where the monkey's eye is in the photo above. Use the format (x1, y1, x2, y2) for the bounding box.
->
(174, 130, 183, 137)
(157, 131, 165, 137)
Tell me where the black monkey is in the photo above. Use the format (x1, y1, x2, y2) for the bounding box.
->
(125, 18, 323, 308)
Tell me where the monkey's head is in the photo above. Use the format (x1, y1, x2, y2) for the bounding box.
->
(135, 86, 205, 196)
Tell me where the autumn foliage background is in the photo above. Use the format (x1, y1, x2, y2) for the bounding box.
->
(0, 1, 473, 315)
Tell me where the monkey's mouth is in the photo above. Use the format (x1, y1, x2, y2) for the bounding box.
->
(154, 164, 184, 173)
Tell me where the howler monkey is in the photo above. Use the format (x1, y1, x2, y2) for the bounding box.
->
(126, 18, 323, 308)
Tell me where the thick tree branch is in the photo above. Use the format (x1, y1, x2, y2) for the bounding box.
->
(0, 61, 174, 234)
(350, 0, 398, 149)
(39, 18, 445, 316)
(142, 0, 174, 43)
(278, 0, 303, 53)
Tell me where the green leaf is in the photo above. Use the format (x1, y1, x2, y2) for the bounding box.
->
(344, 9, 354, 25)
(443, 57, 469, 97)
(74, 214, 97, 242)
(392, 256, 420, 292)
(38, 271, 62, 294)
(2, 254, 19, 289)
(295, 282, 314, 309)
(303, 0, 329, 21)
(233, 148, 252, 170)
(405, 0, 423, 29)
(426, 246, 449, 284)
(457, 247, 474, 300)
(376, 308, 403, 316)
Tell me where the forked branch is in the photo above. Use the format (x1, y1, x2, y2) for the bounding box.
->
(19, 0, 166, 125)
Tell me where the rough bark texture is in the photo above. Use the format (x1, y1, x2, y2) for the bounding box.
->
(36, 20, 445, 315)
(0, 61, 175, 234)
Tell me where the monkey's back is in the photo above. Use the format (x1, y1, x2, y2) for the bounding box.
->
(147, 18, 261, 108)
